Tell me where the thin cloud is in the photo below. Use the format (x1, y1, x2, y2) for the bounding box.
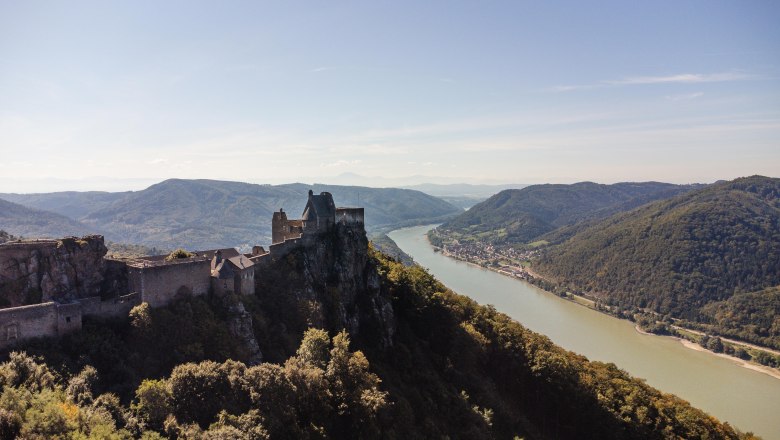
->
(552, 72, 757, 92)
(607, 72, 755, 85)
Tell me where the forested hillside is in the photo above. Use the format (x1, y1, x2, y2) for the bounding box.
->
(0, 198, 94, 239)
(2, 179, 460, 250)
(0, 250, 750, 439)
(535, 176, 780, 347)
(437, 182, 699, 245)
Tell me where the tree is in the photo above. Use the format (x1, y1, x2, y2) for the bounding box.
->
(295, 328, 330, 369)
(133, 379, 172, 431)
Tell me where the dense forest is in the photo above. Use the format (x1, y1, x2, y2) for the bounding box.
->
(534, 176, 780, 349)
(436, 182, 699, 245)
(0, 249, 753, 439)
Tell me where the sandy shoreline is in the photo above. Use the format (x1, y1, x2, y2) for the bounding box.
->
(632, 325, 780, 381)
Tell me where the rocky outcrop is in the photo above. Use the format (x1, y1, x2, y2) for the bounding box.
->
(0, 236, 107, 308)
(254, 224, 395, 357)
(225, 299, 263, 365)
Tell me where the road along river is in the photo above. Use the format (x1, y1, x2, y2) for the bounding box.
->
(389, 225, 780, 439)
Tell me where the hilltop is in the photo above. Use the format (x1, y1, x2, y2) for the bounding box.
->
(534, 176, 780, 348)
(1, 179, 461, 250)
(437, 181, 701, 245)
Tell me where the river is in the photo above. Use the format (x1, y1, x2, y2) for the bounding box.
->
(389, 225, 780, 439)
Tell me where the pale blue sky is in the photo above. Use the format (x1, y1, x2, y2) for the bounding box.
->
(1, 1, 778, 191)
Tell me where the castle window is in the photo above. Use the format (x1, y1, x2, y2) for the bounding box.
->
(66, 317, 71, 323)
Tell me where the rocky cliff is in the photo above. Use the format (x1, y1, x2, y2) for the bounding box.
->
(254, 224, 395, 360)
(0, 236, 107, 308)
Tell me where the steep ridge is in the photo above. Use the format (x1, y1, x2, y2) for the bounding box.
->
(437, 181, 699, 245)
(534, 176, 780, 334)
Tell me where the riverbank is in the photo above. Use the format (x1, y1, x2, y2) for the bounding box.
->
(678, 338, 780, 381)
(391, 225, 780, 439)
(430, 235, 780, 382)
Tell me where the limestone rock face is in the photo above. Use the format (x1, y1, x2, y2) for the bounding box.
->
(0, 236, 107, 307)
(255, 224, 395, 357)
(225, 299, 263, 365)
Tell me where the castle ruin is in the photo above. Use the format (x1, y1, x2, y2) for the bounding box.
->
(0, 190, 365, 349)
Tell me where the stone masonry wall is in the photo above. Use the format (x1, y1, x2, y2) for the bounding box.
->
(336, 208, 364, 226)
(0, 302, 58, 349)
(128, 259, 211, 308)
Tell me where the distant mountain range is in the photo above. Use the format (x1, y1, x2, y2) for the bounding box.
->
(0, 198, 94, 238)
(437, 181, 702, 245)
(0, 179, 461, 250)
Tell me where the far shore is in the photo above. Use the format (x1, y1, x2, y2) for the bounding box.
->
(423, 231, 780, 383)
(632, 324, 780, 381)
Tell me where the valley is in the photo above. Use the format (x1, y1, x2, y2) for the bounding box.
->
(391, 225, 780, 439)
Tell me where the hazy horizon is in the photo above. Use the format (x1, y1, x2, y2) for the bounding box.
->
(2, 1, 779, 190)
(0, 172, 737, 194)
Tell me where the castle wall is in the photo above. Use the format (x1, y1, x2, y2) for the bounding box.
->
(336, 208, 364, 226)
(80, 293, 141, 319)
(128, 259, 211, 308)
(272, 210, 304, 244)
(56, 302, 82, 335)
(238, 270, 254, 295)
(268, 237, 304, 260)
(211, 276, 235, 297)
(0, 302, 58, 349)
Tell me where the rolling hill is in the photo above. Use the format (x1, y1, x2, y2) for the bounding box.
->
(437, 181, 701, 245)
(534, 176, 780, 345)
(2, 179, 461, 250)
(0, 198, 95, 239)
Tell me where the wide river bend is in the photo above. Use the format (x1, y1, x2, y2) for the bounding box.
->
(389, 225, 780, 439)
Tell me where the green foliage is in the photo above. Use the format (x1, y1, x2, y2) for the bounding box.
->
(697, 287, 780, 350)
(535, 176, 780, 347)
(365, 249, 748, 439)
(0, 244, 755, 439)
(65, 365, 99, 405)
(295, 328, 330, 369)
(0, 352, 57, 392)
(132, 380, 172, 431)
(438, 182, 698, 245)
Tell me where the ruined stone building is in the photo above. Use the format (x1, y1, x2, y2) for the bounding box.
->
(0, 190, 365, 349)
(272, 190, 364, 244)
